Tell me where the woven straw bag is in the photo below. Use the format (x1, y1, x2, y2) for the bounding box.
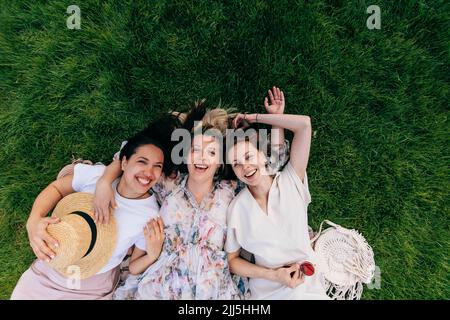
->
(310, 220, 375, 300)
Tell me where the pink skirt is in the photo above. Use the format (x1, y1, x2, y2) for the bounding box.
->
(11, 260, 120, 300)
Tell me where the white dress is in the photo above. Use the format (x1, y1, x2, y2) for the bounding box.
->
(225, 162, 330, 300)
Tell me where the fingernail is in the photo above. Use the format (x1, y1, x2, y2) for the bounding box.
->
(50, 255, 55, 259)
(54, 243, 59, 248)
(46, 259, 50, 263)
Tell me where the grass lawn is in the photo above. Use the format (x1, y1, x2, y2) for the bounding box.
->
(0, 0, 448, 299)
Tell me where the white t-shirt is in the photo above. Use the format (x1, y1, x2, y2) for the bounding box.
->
(72, 164, 159, 274)
(225, 162, 329, 300)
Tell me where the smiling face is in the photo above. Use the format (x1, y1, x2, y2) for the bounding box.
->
(120, 144, 164, 198)
(228, 140, 268, 187)
(186, 134, 222, 184)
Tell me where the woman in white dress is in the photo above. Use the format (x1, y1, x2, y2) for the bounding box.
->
(225, 88, 329, 300)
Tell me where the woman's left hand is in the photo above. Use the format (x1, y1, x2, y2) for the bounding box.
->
(144, 217, 165, 260)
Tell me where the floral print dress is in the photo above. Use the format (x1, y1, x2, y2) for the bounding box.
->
(113, 174, 248, 300)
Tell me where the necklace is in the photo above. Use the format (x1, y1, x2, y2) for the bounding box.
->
(115, 183, 151, 200)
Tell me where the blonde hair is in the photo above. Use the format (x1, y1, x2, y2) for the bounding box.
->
(170, 99, 237, 135)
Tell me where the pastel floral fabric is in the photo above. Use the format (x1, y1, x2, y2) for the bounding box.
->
(113, 174, 249, 300)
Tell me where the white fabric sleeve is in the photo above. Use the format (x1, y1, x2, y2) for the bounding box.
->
(113, 140, 128, 161)
(284, 161, 312, 205)
(71, 164, 106, 192)
(225, 201, 242, 253)
(225, 226, 241, 253)
(133, 233, 146, 251)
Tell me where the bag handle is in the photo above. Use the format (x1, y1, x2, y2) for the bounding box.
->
(310, 219, 356, 244)
(310, 220, 337, 244)
(311, 219, 359, 244)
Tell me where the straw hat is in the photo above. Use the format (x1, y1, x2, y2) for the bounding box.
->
(46, 192, 117, 279)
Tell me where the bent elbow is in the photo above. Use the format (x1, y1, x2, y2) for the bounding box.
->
(228, 256, 239, 274)
(228, 262, 236, 274)
(304, 115, 312, 128)
(297, 115, 311, 132)
(128, 264, 141, 276)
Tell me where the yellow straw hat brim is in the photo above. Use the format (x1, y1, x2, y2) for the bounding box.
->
(47, 192, 117, 280)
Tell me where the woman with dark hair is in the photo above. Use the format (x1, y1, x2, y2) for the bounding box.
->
(11, 120, 175, 300)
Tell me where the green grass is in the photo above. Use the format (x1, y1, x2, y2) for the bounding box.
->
(0, 0, 448, 299)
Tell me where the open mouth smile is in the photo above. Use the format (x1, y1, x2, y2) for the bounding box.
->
(244, 169, 257, 179)
(136, 176, 152, 187)
(194, 164, 209, 172)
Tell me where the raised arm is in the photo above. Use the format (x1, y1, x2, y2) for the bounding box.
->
(234, 113, 311, 181)
(93, 158, 122, 224)
(264, 86, 285, 148)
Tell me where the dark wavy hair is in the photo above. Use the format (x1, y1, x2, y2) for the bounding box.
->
(119, 115, 181, 176)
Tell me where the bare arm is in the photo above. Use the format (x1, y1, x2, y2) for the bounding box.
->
(264, 86, 285, 148)
(93, 158, 122, 224)
(128, 247, 159, 275)
(99, 158, 122, 183)
(235, 113, 311, 181)
(26, 175, 75, 261)
(129, 217, 165, 275)
(228, 250, 276, 280)
(228, 250, 305, 288)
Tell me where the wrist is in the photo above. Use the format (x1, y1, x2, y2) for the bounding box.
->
(263, 268, 278, 281)
(98, 177, 113, 187)
(145, 250, 160, 263)
(26, 216, 39, 231)
(248, 113, 258, 123)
